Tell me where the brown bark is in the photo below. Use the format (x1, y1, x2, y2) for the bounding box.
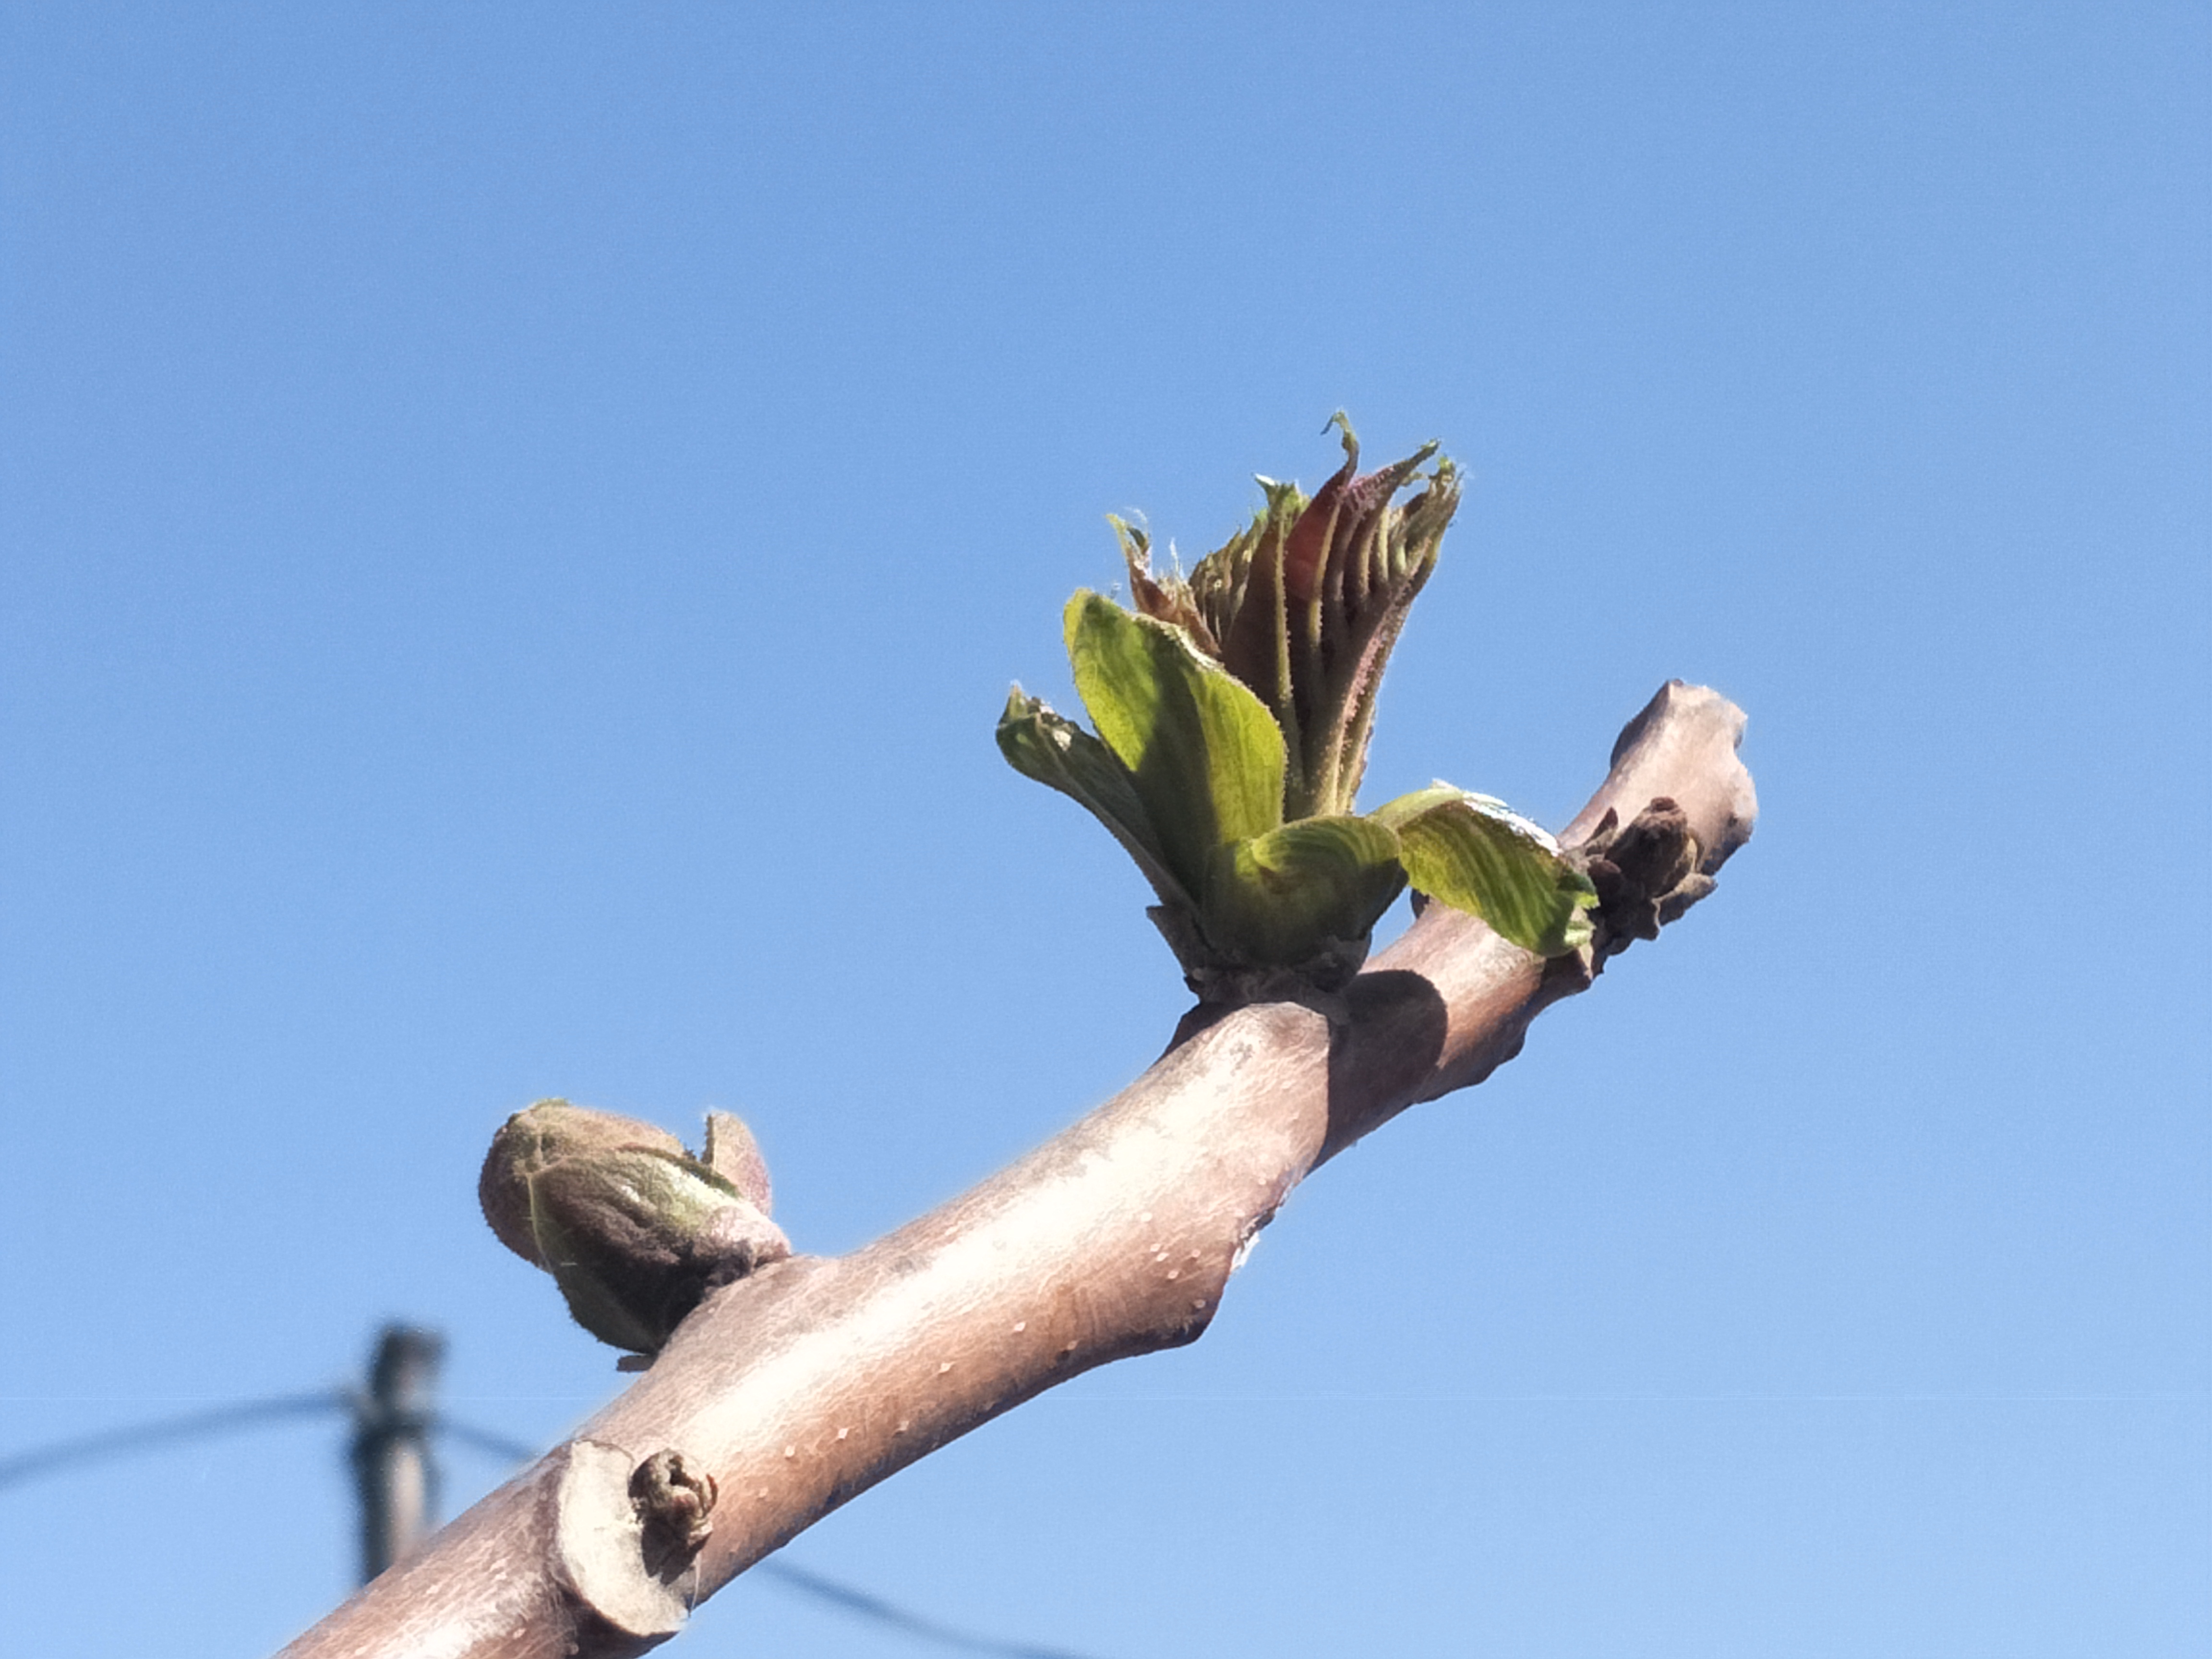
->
(275, 681, 1756, 1659)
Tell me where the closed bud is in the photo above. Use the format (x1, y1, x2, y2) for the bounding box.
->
(480, 1101, 790, 1358)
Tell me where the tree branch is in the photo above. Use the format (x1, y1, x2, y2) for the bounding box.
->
(275, 681, 1755, 1659)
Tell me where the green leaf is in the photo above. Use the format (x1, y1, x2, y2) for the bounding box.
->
(1374, 786, 1597, 956)
(996, 687, 1194, 910)
(1202, 814, 1407, 968)
(1064, 591, 1286, 894)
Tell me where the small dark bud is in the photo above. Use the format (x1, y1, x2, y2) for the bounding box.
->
(630, 1448, 717, 1577)
(1575, 797, 1710, 963)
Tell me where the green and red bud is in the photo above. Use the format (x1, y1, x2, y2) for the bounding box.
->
(480, 1100, 788, 1358)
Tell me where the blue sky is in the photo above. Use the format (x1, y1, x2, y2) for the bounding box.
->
(2, 4, 2205, 1655)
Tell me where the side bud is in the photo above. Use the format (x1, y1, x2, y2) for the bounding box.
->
(479, 1100, 790, 1359)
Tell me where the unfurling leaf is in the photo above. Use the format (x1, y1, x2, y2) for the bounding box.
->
(1374, 786, 1598, 957)
(1064, 590, 1285, 896)
(997, 687, 1193, 910)
(1121, 415, 1459, 821)
(1201, 814, 1407, 971)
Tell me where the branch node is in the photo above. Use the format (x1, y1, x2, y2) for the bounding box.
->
(552, 1441, 695, 1641)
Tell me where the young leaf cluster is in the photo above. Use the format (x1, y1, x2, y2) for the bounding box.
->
(1000, 418, 1594, 999)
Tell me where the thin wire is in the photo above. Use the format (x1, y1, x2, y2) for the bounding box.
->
(0, 1391, 343, 1493)
(441, 1419, 1116, 1657)
(433, 1417, 539, 1464)
(0, 1395, 1120, 1659)
(756, 1560, 1113, 1659)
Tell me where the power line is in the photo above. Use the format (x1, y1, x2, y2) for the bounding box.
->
(0, 1390, 343, 1493)
(756, 1560, 1111, 1659)
(432, 1420, 1114, 1658)
(436, 1417, 538, 1465)
(432, 1414, 1115, 1658)
(0, 1391, 528, 1499)
(0, 1346, 1117, 1659)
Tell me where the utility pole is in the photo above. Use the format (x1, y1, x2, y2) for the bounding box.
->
(347, 1325, 445, 1584)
